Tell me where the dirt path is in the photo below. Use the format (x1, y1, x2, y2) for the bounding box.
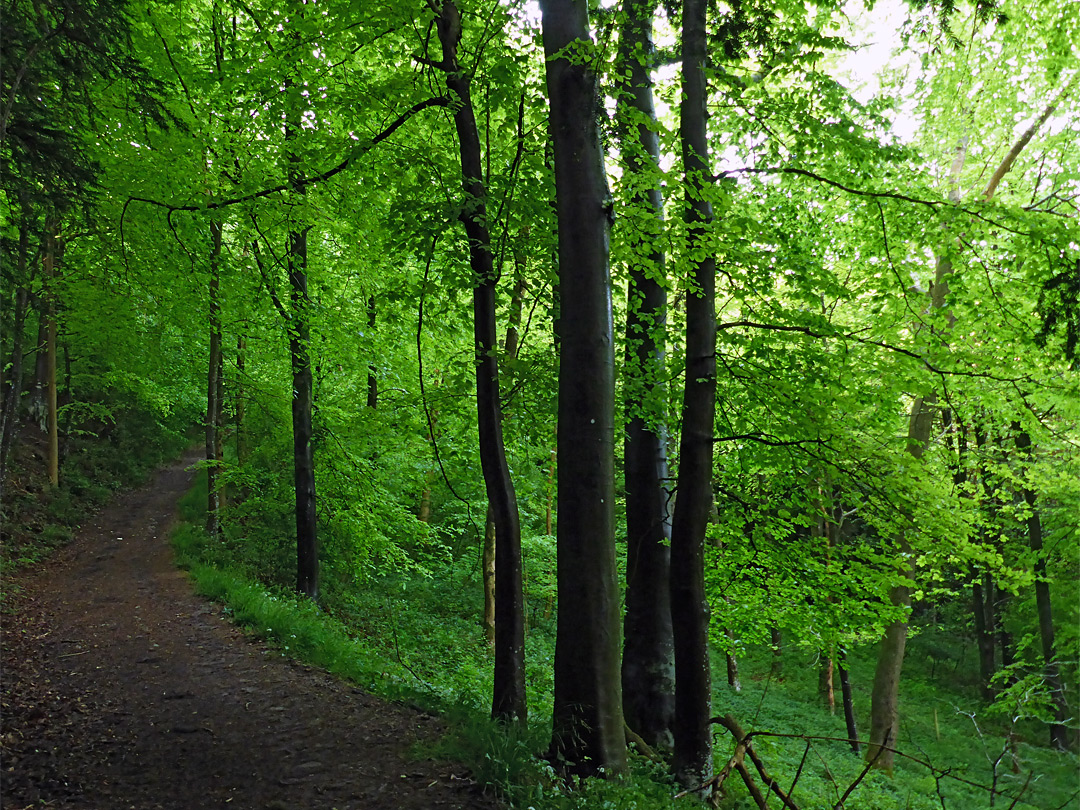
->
(1, 451, 495, 810)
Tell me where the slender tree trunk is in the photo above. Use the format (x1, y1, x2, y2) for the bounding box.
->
(997, 590, 1015, 672)
(366, 295, 378, 409)
(236, 334, 246, 462)
(0, 213, 31, 459)
(838, 652, 859, 754)
(435, 0, 525, 724)
(972, 575, 995, 700)
(867, 127, 968, 769)
(820, 651, 836, 714)
(284, 97, 319, 601)
(483, 503, 496, 646)
(43, 223, 58, 487)
(417, 470, 433, 524)
(0, 284, 30, 496)
(481, 243, 526, 649)
(28, 314, 48, 430)
(1014, 429, 1070, 749)
(206, 219, 224, 538)
(59, 345, 72, 464)
(540, 0, 626, 776)
(724, 628, 741, 693)
(670, 0, 716, 788)
(770, 626, 783, 680)
(616, 0, 675, 752)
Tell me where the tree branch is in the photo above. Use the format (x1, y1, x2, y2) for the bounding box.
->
(983, 71, 1080, 201)
(125, 97, 448, 213)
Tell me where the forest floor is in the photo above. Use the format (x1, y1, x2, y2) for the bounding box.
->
(0, 448, 496, 810)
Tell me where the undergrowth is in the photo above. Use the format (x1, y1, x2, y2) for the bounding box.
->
(1, 404, 194, 583)
(172, 474, 1079, 809)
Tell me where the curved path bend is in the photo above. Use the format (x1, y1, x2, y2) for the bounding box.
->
(2, 451, 494, 810)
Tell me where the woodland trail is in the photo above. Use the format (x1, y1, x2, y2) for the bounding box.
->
(1, 450, 494, 810)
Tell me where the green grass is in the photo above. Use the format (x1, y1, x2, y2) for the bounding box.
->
(172, 477, 1079, 809)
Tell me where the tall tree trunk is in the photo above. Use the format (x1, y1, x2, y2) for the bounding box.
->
(481, 243, 527, 649)
(434, 0, 525, 724)
(1014, 429, 1070, 749)
(838, 653, 859, 754)
(820, 651, 836, 714)
(236, 334, 246, 462)
(972, 575, 995, 700)
(866, 129, 966, 770)
(616, 0, 675, 752)
(540, 0, 626, 776)
(366, 295, 378, 409)
(43, 222, 58, 487)
(206, 219, 224, 538)
(0, 278, 29, 497)
(724, 628, 741, 693)
(28, 314, 48, 430)
(770, 626, 783, 680)
(670, 0, 716, 789)
(285, 88, 319, 601)
(59, 344, 72, 464)
(483, 503, 497, 646)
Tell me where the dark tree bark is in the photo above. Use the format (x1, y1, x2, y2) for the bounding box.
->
(0, 275, 29, 497)
(972, 575, 995, 700)
(43, 223, 58, 487)
(27, 314, 48, 430)
(434, 0, 526, 724)
(836, 652, 859, 754)
(819, 652, 836, 714)
(206, 219, 224, 538)
(366, 295, 378, 409)
(1014, 429, 1070, 749)
(670, 0, 716, 789)
(770, 626, 783, 680)
(236, 334, 247, 462)
(540, 0, 626, 776)
(285, 91, 319, 601)
(616, 0, 675, 752)
(482, 503, 497, 646)
(724, 628, 741, 693)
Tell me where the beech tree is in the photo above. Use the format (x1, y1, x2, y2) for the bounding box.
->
(615, 0, 676, 752)
(430, 0, 526, 724)
(540, 0, 627, 776)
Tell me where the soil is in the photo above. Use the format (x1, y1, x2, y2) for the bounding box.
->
(1, 450, 497, 810)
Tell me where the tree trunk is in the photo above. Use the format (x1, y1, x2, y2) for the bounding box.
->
(366, 295, 378, 409)
(997, 589, 1015, 672)
(866, 126, 968, 769)
(616, 0, 675, 752)
(43, 223, 58, 487)
(285, 93, 319, 601)
(59, 344, 73, 464)
(0, 284, 30, 497)
(670, 0, 716, 789)
(770, 626, 783, 680)
(820, 651, 836, 714)
(236, 334, 247, 462)
(1014, 429, 1070, 749)
(972, 575, 995, 700)
(206, 219, 224, 538)
(435, 0, 526, 724)
(838, 653, 859, 754)
(724, 628, 741, 693)
(540, 0, 626, 776)
(483, 503, 496, 646)
(28, 314, 48, 430)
